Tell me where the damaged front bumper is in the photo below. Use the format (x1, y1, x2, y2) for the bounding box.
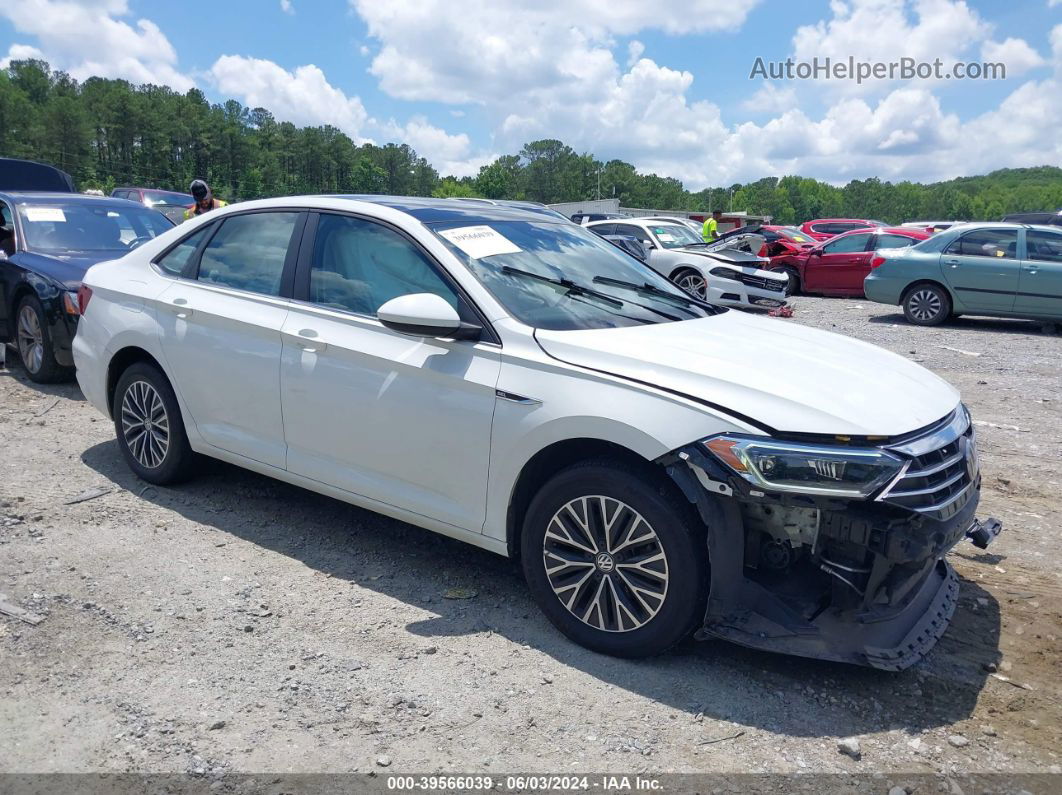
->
(660, 413, 1003, 671)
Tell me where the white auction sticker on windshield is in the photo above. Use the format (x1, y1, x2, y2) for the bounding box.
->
(438, 225, 522, 259)
(24, 207, 66, 222)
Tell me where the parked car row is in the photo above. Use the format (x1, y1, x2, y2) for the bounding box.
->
(584, 218, 788, 310)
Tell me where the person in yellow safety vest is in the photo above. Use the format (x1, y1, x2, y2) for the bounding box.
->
(701, 209, 722, 243)
(183, 179, 227, 221)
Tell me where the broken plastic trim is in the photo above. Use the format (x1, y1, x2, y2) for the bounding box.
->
(658, 443, 1003, 670)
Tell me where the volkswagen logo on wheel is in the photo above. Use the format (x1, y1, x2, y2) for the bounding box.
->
(594, 552, 615, 573)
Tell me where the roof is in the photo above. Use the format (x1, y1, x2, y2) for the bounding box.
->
(331, 194, 567, 224)
(0, 157, 74, 192)
(0, 191, 147, 207)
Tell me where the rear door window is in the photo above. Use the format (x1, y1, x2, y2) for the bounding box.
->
(823, 232, 871, 253)
(876, 233, 919, 248)
(197, 212, 300, 295)
(1026, 230, 1062, 263)
(156, 224, 214, 276)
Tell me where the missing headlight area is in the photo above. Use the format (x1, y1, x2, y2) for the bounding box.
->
(661, 435, 1000, 671)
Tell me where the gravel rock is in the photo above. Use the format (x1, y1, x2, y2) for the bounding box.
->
(837, 737, 861, 760)
(947, 735, 969, 748)
(375, 755, 392, 768)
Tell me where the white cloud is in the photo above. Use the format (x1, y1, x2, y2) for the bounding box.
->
(351, 0, 759, 103)
(0, 43, 44, 68)
(981, 37, 1045, 76)
(210, 55, 369, 140)
(791, 0, 990, 96)
(0, 0, 192, 90)
(280, 0, 293, 14)
(208, 55, 485, 176)
(341, 0, 1062, 187)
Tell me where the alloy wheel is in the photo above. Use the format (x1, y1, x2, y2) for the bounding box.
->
(674, 272, 707, 299)
(16, 305, 44, 374)
(121, 380, 170, 469)
(908, 289, 942, 322)
(542, 496, 669, 633)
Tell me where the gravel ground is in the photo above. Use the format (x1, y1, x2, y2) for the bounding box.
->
(0, 297, 1060, 781)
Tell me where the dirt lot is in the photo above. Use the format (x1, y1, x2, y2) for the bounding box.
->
(1, 297, 1060, 782)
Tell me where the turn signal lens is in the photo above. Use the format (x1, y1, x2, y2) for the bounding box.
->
(704, 437, 748, 472)
(63, 291, 80, 315)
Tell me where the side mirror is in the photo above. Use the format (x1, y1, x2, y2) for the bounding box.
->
(377, 293, 480, 340)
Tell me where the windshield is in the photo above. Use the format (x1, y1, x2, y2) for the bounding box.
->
(647, 223, 702, 249)
(19, 202, 174, 253)
(143, 190, 192, 207)
(775, 227, 814, 243)
(430, 219, 716, 331)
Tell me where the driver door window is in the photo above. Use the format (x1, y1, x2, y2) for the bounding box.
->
(307, 214, 458, 316)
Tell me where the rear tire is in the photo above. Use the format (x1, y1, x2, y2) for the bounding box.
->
(112, 362, 196, 484)
(521, 459, 709, 658)
(15, 294, 71, 383)
(902, 283, 951, 326)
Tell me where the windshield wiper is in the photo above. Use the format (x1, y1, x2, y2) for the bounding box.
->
(591, 276, 699, 309)
(502, 266, 624, 307)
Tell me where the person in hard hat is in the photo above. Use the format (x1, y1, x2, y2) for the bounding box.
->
(702, 210, 722, 243)
(183, 179, 227, 221)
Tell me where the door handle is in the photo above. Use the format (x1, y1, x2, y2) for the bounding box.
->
(168, 298, 193, 318)
(943, 259, 961, 268)
(284, 329, 327, 353)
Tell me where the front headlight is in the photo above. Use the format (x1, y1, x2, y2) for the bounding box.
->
(704, 435, 905, 498)
(708, 266, 741, 281)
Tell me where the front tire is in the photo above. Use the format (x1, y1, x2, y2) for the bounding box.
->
(902, 283, 951, 326)
(521, 460, 709, 657)
(781, 267, 800, 297)
(671, 268, 708, 300)
(112, 362, 196, 484)
(16, 294, 70, 383)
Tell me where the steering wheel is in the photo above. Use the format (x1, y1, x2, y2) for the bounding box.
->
(125, 235, 155, 250)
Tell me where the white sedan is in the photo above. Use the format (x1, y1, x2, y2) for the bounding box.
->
(72, 195, 997, 667)
(586, 218, 787, 309)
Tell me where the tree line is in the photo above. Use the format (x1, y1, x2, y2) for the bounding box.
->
(2, 59, 1060, 225)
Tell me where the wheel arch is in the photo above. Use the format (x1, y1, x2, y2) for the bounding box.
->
(505, 437, 661, 560)
(668, 263, 706, 281)
(106, 346, 169, 419)
(901, 278, 954, 304)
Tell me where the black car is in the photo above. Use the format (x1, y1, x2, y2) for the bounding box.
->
(0, 192, 173, 382)
(1002, 209, 1062, 226)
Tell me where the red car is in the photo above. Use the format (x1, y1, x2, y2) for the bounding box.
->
(799, 218, 887, 241)
(757, 225, 817, 261)
(770, 226, 930, 296)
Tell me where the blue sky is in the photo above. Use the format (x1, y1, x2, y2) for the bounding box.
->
(1, 0, 1060, 187)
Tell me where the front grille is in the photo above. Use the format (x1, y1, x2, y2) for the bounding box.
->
(737, 273, 786, 293)
(880, 413, 978, 521)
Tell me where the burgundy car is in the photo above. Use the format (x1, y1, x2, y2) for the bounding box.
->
(799, 218, 887, 241)
(770, 226, 930, 297)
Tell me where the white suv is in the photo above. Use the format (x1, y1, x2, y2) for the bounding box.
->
(73, 196, 1000, 668)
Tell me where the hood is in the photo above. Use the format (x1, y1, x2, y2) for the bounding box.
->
(535, 310, 959, 437)
(14, 250, 125, 289)
(682, 246, 774, 273)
